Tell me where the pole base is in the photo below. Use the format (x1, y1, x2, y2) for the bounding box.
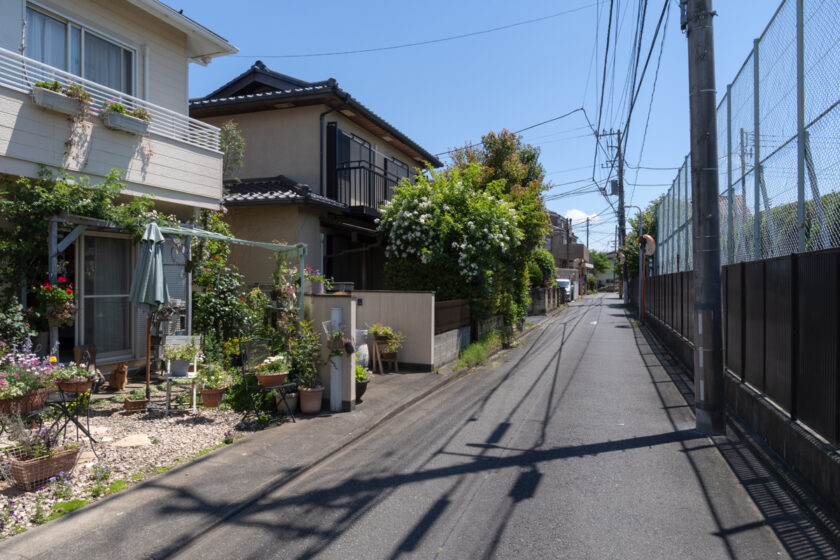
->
(695, 408, 725, 436)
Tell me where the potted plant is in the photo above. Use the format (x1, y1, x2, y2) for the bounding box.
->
(273, 388, 298, 416)
(0, 342, 54, 415)
(102, 100, 151, 135)
(34, 277, 75, 327)
(51, 364, 94, 394)
(354, 364, 371, 403)
(297, 363, 323, 415)
(2, 415, 80, 490)
(254, 354, 289, 387)
(164, 342, 201, 377)
(367, 323, 404, 362)
(304, 266, 332, 295)
(31, 80, 90, 117)
(197, 364, 229, 408)
(323, 321, 346, 352)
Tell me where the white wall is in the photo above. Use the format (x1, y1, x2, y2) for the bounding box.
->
(354, 290, 434, 370)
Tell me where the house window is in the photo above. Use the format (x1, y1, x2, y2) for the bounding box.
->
(385, 157, 409, 182)
(81, 236, 132, 359)
(337, 132, 372, 168)
(25, 6, 135, 94)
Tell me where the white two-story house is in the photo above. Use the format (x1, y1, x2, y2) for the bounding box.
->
(0, 1, 236, 366)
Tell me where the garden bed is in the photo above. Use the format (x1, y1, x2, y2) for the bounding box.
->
(0, 400, 249, 538)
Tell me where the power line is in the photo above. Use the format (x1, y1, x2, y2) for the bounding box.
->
(233, 2, 604, 59)
(596, 0, 616, 137)
(434, 108, 584, 157)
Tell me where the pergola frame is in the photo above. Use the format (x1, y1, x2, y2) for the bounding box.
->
(46, 213, 307, 351)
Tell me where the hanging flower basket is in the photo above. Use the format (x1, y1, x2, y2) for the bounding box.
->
(256, 372, 288, 388)
(31, 86, 82, 117)
(102, 109, 149, 135)
(5, 446, 80, 490)
(46, 301, 76, 327)
(56, 379, 93, 394)
(0, 389, 48, 415)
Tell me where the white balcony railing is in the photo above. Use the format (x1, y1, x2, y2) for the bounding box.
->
(0, 46, 220, 152)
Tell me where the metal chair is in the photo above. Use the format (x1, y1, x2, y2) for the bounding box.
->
(239, 337, 297, 422)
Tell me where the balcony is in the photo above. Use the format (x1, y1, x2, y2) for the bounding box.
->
(331, 161, 401, 214)
(0, 46, 223, 209)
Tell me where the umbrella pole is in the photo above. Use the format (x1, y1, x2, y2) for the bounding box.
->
(146, 315, 152, 400)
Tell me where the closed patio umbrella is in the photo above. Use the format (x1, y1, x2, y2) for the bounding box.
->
(129, 223, 169, 400)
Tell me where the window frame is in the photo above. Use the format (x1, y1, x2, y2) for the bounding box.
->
(26, 2, 137, 96)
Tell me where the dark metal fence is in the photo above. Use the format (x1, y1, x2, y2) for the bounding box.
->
(434, 299, 470, 335)
(334, 162, 399, 210)
(638, 248, 840, 443)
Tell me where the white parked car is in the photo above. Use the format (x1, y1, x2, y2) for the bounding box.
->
(555, 278, 572, 302)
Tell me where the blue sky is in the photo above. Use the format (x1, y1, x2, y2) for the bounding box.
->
(179, 0, 781, 251)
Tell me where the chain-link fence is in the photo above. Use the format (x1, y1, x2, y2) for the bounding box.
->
(655, 0, 840, 274)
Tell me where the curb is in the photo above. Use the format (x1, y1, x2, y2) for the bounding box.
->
(725, 410, 840, 553)
(632, 307, 840, 553)
(155, 310, 561, 558)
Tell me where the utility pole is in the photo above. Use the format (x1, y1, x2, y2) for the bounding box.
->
(565, 218, 571, 268)
(616, 129, 626, 302)
(586, 217, 590, 250)
(683, 0, 724, 435)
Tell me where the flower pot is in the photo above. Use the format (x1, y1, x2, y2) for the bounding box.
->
(0, 389, 48, 415)
(56, 379, 93, 394)
(169, 359, 191, 377)
(6, 446, 80, 490)
(311, 281, 324, 294)
(299, 387, 324, 415)
(102, 109, 149, 135)
(31, 87, 82, 117)
(274, 391, 298, 416)
(327, 338, 344, 352)
(46, 302, 76, 327)
(199, 387, 226, 408)
(123, 398, 149, 414)
(355, 379, 369, 403)
(256, 372, 288, 388)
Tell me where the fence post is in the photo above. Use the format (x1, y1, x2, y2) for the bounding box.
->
(684, 156, 690, 269)
(740, 263, 746, 382)
(753, 39, 762, 261)
(790, 253, 798, 421)
(796, 0, 806, 253)
(726, 85, 734, 265)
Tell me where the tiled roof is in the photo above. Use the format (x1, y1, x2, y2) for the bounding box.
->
(224, 176, 345, 209)
(190, 61, 443, 168)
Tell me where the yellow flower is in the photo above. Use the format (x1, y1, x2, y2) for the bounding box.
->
(49, 356, 57, 363)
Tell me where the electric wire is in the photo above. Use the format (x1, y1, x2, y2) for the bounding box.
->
(233, 2, 604, 58)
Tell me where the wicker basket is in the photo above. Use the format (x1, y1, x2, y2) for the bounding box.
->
(0, 389, 48, 415)
(123, 398, 150, 414)
(57, 379, 93, 394)
(5, 446, 80, 490)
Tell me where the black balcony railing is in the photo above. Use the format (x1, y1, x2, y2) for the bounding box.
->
(333, 161, 401, 211)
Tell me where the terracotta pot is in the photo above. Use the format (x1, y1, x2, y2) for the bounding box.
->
(6, 446, 80, 490)
(57, 379, 93, 393)
(299, 387, 324, 415)
(355, 379, 369, 403)
(199, 388, 226, 408)
(0, 389, 48, 415)
(256, 372, 288, 388)
(274, 391, 298, 415)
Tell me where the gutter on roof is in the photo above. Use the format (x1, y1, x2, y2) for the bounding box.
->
(125, 0, 237, 61)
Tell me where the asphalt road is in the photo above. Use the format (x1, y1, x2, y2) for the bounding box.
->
(171, 294, 831, 559)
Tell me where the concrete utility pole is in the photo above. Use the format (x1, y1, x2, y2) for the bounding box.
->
(586, 217, 590, 249)
(617, 129, 626, 302)
(683, 0, 724, 435)
(566, 218, 571, 268)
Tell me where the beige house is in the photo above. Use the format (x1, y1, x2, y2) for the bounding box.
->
(0, 1, 236, 365)
(190, 61, 442, 290)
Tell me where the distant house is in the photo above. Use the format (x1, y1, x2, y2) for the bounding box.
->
(0, 1, 236, 364)
(546, 211, 589, 269)
(189, 61, 442, 290)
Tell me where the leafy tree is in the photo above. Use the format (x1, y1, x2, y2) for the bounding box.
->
(589, 250, 610, 274)
(530, 248, 555, 286)
(619, 196, 661, 278)
(220, 120, 245, 180)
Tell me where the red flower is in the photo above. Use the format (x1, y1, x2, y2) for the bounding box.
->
(58, 276, 67, 283)
(233, 260, 238, 264)
(66, 288, 73, 294)
(44, 283, 52, 290)
(208, 285, 214, 290)
(239, 298, 246, 302)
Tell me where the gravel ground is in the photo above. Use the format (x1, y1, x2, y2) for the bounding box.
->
(0, 396, 261, 538)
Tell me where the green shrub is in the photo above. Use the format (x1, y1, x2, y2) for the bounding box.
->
(531, 248, 555, 285)
(454, 330, 503, 371)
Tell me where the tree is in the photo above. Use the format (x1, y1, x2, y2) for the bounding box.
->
(619, 196, 662, 277)
(589, 250, 610, 274)
(220, 120, 245, 180)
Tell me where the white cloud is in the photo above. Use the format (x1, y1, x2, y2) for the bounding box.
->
(563, 209, 599, 225)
